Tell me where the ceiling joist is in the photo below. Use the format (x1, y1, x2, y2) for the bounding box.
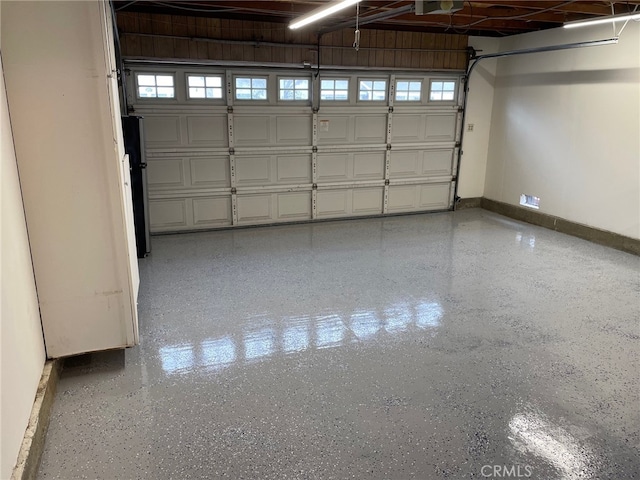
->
(113, 1, 640, 36)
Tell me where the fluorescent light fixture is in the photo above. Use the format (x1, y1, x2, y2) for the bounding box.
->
(289, 0, 361, 30)
(564, 12, 640, 29)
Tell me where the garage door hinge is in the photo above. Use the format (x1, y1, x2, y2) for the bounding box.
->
(455, 142, 461, 148)
(227, 106, 234, 113)
(312, 107, 319, 113)
(229, 148, 235, 155)
(385, 179, 390, 186)
(312, 146, 318, 153)
(312, 183, 318, 190)
(457, 106, 464, 112)
(388, 107, 394, 113)
(386, 144, 392, 150)
(231, 187, 237, 194)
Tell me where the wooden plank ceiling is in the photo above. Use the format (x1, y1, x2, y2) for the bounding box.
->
(113, 1, 640, 37)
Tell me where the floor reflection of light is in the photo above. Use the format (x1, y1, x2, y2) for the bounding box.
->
(316, 316, 345, 349)
(350, 310, 381, 339)
(415, 302, 443, 329)
(516, 232, 536, 249)
(201, 336, 236, 369)
(244, 328, 275, 360)
(159, 297, 447, 373)
(508, 412, 596, 479)
(283, 320, 310, 353)
(384, 303, 412, 333)
(159, 344, 195, 374)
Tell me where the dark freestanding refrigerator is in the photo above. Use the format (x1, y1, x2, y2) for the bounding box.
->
(122, 116, 151, 258)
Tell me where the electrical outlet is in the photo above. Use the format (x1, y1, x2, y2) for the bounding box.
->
(467, 123, 474, 132)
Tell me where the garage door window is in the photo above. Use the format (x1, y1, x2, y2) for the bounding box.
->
(359, 80, 387, 101)
(136, 74, 175, 98)
(187, 75, 223, 99)
(429, 80, 456, 101)
(396, 80, 422, 102)
(235, 77, 268, 100)
(320, 79, 349, 101)
(279, 78, 309, 101)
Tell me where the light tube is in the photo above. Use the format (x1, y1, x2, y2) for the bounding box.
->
(289, 0, 362, 30)
(564, 12, 640, 29)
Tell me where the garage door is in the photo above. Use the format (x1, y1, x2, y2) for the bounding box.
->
(126, 64, 463, 233)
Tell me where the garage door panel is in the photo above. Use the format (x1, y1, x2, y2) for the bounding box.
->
(193, 197, 232, 226)
(354, 116, 387, 144)
(236, 156, 272, 185)
(317, 190, 350, 217)
(419, 184, 451, 209)
(276, 116, 312, 145)
(387, 184, 450, 213)
(237, 194, 273, 223)
(145, 116, 182, 146)
(190, 156, 230, 187)
(390, 149, 454, 178)
(147, 158, 185, 188)
(149, 199, 188, 231)
(387, 186, 417, 212)
(423, 149, 453, 176)
(425, 114, 457, 141)
(276, 155, 311, 183)
(317, 116, 351, 144)
(234, 116, 271, 146)
(317, 152, 385, 182)
(277, 192, 311, 219)
(353, 152, 385, 180)
(389, 151, 420, 177)
(353, 188, 383, 214)
(317, 154, 350, 182)
(391, 115, 422, 142)
(186, 115, 227, 146)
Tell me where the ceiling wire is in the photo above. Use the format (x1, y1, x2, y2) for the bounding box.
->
(151, 1, 288, 16)
(616, 3, 640, 36)
(114, 0, 140, 12)
(353, 1, 360, 51)
(449, 0, 474, 34)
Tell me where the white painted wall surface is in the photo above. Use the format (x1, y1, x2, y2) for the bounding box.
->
(484, 23, 640, 239)
(458, 37, 499, 199)
(1, 1, 139, 357)
(0, 54, 46, 480)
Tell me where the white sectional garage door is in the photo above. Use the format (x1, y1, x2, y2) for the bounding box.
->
(126, 64, 464, 233)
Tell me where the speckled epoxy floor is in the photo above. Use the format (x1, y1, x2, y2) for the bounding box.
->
(38, 209, 639, 479)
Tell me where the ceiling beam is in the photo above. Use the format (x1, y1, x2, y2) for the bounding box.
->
(113, 0, 640, 36)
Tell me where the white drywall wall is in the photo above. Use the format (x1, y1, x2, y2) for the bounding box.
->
(0, 54, 46, 480)
(484, 22, 640, 238)
(458, 36, 499, 199)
